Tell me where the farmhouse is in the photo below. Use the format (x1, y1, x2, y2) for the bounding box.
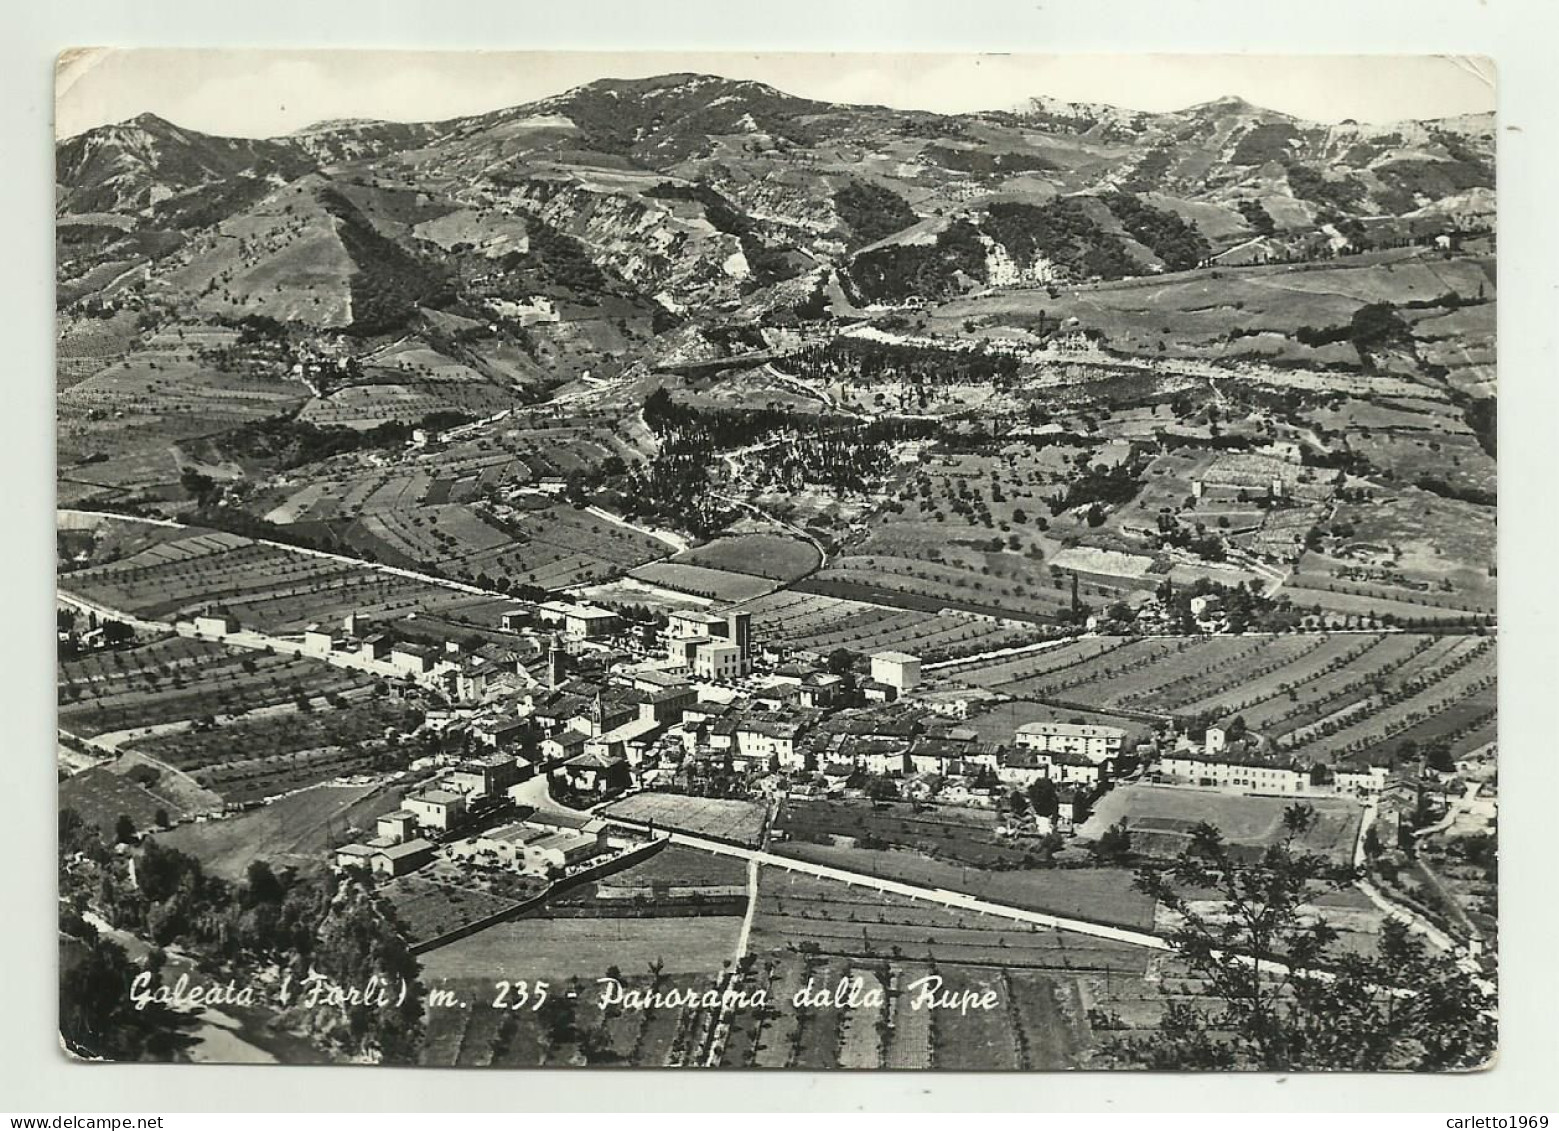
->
(376, 810, 418, 844)
(1014, 721, 1126, 763)
(332, 843, 378, 871)
(389, 642, 436, 677)
(370, 838, 436, 877)
(560, 749, 630, 795)
(301, 627, 335, 658)
(192, 609, 239, 638)
(404, 788, 468, 832)
(537, 600, 621, 641)
(870, 651, 922, 693)
(1156, 750, 1304, 794)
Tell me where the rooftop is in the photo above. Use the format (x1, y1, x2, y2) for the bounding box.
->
(378, 838, 436, 860)
(1017, 722, 1127, 740)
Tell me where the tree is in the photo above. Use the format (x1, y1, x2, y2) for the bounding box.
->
(1091, 820, 1132, 863)
(113, 814, 137, 844)
(1424, 743, 1456, 774)
(826, 648, 857, 676)
(1098, 804, 1495, 1070)
(1027, 778, 1060, 820)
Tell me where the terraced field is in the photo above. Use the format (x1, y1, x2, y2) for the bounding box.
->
(125, 698, 422, 801)
(59, 521, 501, 631)
(732, 589, 1046, 661)
(803, 554, 1083, 621)
(733, 870, 1136, 1069)
(58, 636, 374, 738)
(942, 631, 1496, 766)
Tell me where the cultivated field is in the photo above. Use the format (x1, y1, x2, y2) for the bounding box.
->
(59, 518, 511, 631)
(725, 870, 1144, 1068)
(732, 588, 1046, 661)
(419, 915, 742, 982)
(58, 636, 376, 740)
(943, 632, 1496, 766)
(127, 699, 421, 801)
(420, 970, 730, 1068)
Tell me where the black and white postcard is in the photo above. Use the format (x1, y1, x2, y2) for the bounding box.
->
(54, 49, 1498, 1072)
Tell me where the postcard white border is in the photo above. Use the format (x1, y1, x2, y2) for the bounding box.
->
(6, 0, 1558, 1113)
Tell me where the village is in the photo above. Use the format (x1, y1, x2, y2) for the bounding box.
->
(146, 591, 1438, 894)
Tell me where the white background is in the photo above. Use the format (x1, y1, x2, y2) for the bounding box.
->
(4, 0, 1556, 1113)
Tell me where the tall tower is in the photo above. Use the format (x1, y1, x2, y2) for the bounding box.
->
(546, 635, 566, 689)
(589, 688, 607, 737)
(726, 611, 753, 674)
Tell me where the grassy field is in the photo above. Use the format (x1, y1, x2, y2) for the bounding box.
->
(154, 781, 408, 880)
(768, 842, 1158, 931)
(59, 766, 192, 839)
(677, 532, 821, 582)
(1080, 784, 1362, 865)
(776, 798, 1044, 869)
(626, 560, 778, 603)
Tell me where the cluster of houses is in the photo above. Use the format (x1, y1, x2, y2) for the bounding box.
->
(1153, 724, 1390, 797)
(306, 584, 1404, 890)
(333, 796, 618, 882)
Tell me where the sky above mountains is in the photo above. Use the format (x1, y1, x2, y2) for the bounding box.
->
(57, 50, 1495, 141)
